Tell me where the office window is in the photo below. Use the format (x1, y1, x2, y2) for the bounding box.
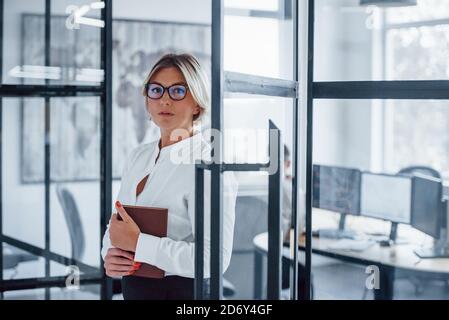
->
(384, 2, 449, 178)
(313, 0, 449, 178)
(314, 0, 449, 81)
(314, 98, 449, 181)
(386, 25, 449, 81)
(384, 100, 449, 178)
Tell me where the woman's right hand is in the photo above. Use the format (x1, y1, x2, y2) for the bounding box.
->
(104, 248, 141, 277)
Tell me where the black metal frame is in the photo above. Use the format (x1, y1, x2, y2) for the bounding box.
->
(304, 0, 314, 301)
(0, 0, 3, 301)
(100, 0, 113, 301)
(306, 0, 449, 300)
(290, 0, 300, 300)
(209, 0, 224, 300)
(266, 121, 282, 300)
(0, 0, 113, 299)
(44, 0, 51, 300)
(313, 81, 449, 100)
(0, 85, 103, 97)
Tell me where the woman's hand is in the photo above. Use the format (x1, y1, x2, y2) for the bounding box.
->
(110, 201, 141, 253)
(104, 248, 141, 277)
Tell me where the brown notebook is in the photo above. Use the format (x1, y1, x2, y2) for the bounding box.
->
(119, 204, 168, 279)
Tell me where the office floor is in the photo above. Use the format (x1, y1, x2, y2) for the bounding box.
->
(3, 287, 100, 300)
(3, 255, 449, 300)
(225, 254, 449, 300)
(311, 261, 449, 300)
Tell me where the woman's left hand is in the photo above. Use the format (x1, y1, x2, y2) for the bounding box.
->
(110, 201, 141, 252)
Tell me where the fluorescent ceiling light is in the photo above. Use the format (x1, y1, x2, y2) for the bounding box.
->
(67, 2, 105, 29)
(9, 65, 61, 80)
(90, 1, 105, 9)
(9, 65, 104, 82)
(75, 16, 105, 28)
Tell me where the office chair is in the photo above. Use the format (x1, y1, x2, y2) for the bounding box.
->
(3, 244, 39, 279)
(219, 279, 235, 298)
(56, 185, 85, 261)
(231, 195, 313, 300)
(397, 166, 441, 179)
(233, 196, 268, 252)
(56, 185, 122, 298)
(227, 195, 268, 299)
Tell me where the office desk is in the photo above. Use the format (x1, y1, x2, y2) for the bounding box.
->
(253, 232, 449, 300)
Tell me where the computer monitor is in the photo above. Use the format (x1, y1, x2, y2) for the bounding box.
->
(360, 173, 412, 224)
(411, 174, 443, 239)
(312, 165, 361, 216)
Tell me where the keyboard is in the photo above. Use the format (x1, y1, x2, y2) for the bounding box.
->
(312, 228, 358, 240)
(327, 239, 376, 252)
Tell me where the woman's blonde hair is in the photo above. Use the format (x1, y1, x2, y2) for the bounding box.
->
(142, 53, 210, 123)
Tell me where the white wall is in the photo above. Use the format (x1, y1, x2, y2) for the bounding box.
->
(313, 0, 374, 170)
(313, 0, 346, 167)
(341, 9, 373, 170)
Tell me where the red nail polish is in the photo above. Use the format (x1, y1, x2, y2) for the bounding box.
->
(116, 201, 121, 208)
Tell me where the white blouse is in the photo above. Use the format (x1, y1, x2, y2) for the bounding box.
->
(101, 132, 238, 278)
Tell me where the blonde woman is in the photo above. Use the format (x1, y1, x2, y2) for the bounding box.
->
(101, 53, 238, 300)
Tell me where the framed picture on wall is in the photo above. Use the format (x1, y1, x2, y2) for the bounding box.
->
(20, 14, 211, 183)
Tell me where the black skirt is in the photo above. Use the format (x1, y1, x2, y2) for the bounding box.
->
(121, 275, 194, 300)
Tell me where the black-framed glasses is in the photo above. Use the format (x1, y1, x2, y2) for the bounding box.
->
(145, 82, 189, 101)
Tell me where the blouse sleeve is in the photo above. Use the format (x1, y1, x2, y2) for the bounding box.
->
(133, 171, 239, 278)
